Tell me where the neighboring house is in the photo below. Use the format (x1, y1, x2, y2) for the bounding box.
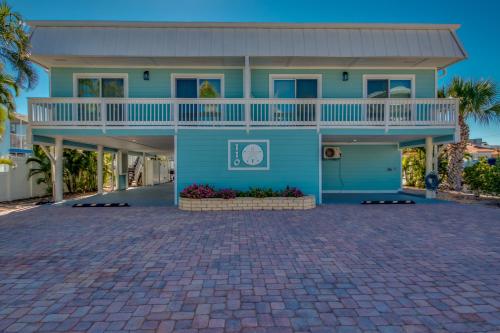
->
(27, 21, 467, 203)
(464, 139, 499, 167)
(0, 113, 32, 163)
(8, 113, 32, 156)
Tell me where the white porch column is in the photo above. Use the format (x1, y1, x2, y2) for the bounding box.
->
(97, 145, 104, 194)
(244, 56, 251, 131)
(114, 151, 120, 191)
(425, 136, 435, 199)
(244, 56, 251, 99)
(142, 152, 147, 186)
(54, 136, 64, 202)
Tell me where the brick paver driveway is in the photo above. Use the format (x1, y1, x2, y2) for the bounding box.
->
(0, 204, 499, 333)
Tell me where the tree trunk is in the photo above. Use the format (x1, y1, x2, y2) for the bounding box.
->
(446, 114, 469, 191)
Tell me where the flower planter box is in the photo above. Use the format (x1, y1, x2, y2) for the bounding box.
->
(179, 196, 316, 211)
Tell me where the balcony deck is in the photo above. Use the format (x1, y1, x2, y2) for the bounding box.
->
(29, 98, 458, 130)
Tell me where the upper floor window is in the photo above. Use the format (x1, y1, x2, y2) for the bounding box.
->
(10, 123, 26, 135)
(74, 74, 127, 98)
(364, 75, 414, 99)
(173, 75, 223, 98)
(270, 75, 321, 98)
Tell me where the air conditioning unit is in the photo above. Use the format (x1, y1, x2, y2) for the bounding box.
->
(323, 146, 342, 160)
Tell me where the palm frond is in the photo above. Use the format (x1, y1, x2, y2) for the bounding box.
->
(446, 77, 500, 125)
(0, 1, 37, 90)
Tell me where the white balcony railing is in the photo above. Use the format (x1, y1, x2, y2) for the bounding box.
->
(9, 133, 29, 150)
(29, 98, 458, 129)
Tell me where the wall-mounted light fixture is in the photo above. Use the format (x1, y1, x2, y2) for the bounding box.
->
(143, 70, 150, 81)
(342, 71, 349, 81)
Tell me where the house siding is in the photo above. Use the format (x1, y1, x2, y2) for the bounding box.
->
(50, 68, 244, 98)
(322, 144, 402, 192)
(252, 69, 436, 98)
(50, 68, 435, 99)
(176, 129, 320, 201)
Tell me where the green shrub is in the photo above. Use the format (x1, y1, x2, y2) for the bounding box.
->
(463, 158, 500, 196)
(245, 187, 279, 198)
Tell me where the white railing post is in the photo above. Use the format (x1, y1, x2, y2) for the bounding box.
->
(101, 100, 107, 133)
(244, 56, 252, 132)
(245, 100, 251, 132)
(411, 99, 417, 124)
(72, 101, 77, 125)
(315, 99, 321, 132)
(384, 99, 390, 132)
(173, 100, 179, 133)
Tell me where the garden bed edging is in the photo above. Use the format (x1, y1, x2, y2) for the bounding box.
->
(179, 196, 316, 211)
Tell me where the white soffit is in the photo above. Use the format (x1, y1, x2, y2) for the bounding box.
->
(28, 21, 467, 68)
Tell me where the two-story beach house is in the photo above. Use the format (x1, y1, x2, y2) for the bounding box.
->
(1, 113, 31, 159)
(27, 21, 467, 204)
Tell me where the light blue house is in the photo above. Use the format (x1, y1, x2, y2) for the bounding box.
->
(0, 113, 31, 158)
(27, 21, 467, 203)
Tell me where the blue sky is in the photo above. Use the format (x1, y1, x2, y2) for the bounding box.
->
(12, 0, 500, 144)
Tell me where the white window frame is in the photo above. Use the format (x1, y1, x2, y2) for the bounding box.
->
(363, 74, 415, 98)
(73, 73, 129, 98)
(269, 74, 323, 98)
(171, 73, 225, 98)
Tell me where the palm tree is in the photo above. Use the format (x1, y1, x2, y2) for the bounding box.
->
(26, 145, 52, 194)
(444, 77, 500, 191)
(0, 1, 37, 126)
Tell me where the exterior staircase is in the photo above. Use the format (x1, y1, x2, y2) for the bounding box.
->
(128, 156, 144, 186)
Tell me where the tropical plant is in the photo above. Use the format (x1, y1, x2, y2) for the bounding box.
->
(63, 149, 98, 193)
(26, 145, 52, 194)
(0, 97, 10, 163)
(443, 77, 500, 191)
(0, 1, 37, 127)
(402, 148, 426, 188)
(28, 145, 114, 196)
(402, 147, 449, 188)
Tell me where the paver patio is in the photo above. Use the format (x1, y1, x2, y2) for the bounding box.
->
(0, 204, 499, 332)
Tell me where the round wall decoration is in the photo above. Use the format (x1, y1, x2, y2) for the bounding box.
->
(242, 144, 264, 166)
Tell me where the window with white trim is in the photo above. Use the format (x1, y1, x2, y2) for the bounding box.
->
(174, 76, 223, 98)
(364, 75, 415, 122)
(269, 75, 321, 122)
(74, 74, 127, 98)
(173, 75, 224, 122)
(271, 76, 320, 98)
(74, 74, 128, 122)
(364, 76, 414, 99)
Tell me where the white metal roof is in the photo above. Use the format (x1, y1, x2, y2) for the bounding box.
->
(28, 21, 467, 68)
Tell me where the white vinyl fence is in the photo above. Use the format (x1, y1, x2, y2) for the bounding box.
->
(0, 156, 48, 202)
